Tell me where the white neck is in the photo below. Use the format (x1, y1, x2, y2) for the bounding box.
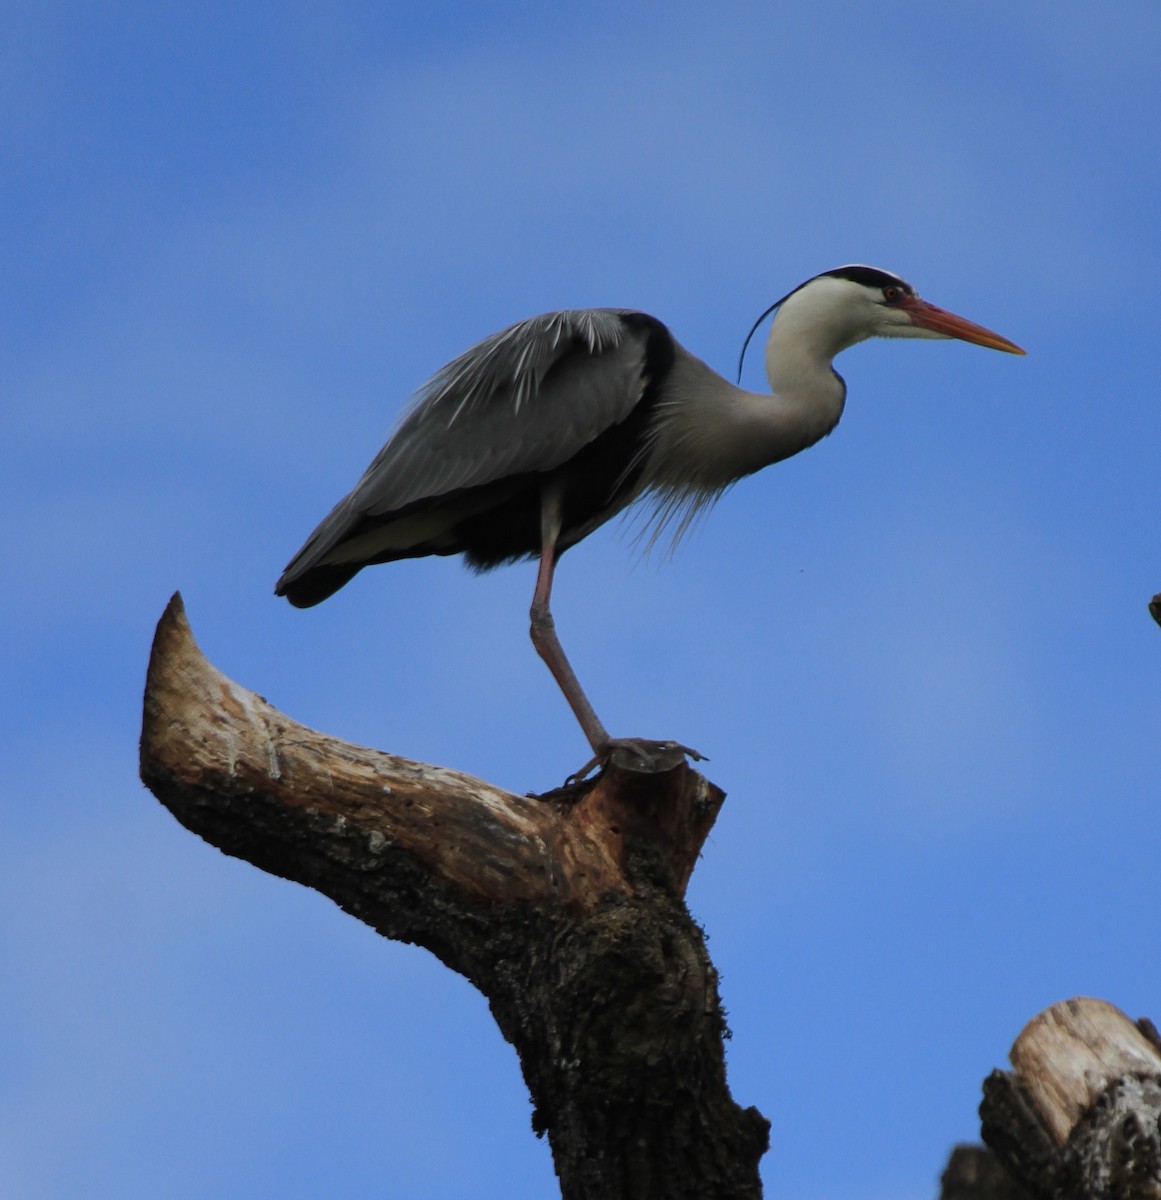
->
(633, 278, 887, 542)
(644, 340, 846, 496)
(765, 275, 871, 389)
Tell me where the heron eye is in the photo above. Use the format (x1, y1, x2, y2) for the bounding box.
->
(882, 286, 904, 304)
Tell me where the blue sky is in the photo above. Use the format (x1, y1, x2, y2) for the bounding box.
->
(4, 3, 1160, 1197)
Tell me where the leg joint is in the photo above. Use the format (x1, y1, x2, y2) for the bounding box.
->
(529, 603, 555, 646)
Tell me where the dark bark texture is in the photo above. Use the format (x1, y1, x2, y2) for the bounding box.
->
(139, 593, 768, 1200)
(939, 1145, 1036, 1200)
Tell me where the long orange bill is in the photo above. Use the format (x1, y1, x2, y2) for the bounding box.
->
(903, 296, 1026, 355)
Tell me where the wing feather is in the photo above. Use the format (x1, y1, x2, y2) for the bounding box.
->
(277, 309, 660, 588)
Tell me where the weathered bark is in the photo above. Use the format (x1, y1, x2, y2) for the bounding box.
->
(980, 998, 1161, 1200)
(139, 593, 769, 1200)
(939, 1144, 1035, 1200)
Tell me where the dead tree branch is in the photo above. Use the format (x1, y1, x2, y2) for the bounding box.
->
(980, 997, 1161, 1199)
(139, 593, 769, 1200)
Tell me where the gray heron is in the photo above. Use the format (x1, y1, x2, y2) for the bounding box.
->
(277, 265, 1023, 771)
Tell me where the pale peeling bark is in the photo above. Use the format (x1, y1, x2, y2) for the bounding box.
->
(980, 998, 1161, 1200)
(139, 593, 768, 1200)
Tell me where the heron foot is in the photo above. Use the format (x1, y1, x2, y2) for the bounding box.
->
(565, 737, 706, 785)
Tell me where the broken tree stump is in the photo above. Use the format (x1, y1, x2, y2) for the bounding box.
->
(138, 593, 769, 1200)
(981, 997, 1161, 1199)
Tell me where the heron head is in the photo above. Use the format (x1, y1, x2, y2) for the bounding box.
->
(809, 265, 1026, 354)
(737, 265, 1024, 381)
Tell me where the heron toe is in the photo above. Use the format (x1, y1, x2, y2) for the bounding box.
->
(566, 737, 705, 784)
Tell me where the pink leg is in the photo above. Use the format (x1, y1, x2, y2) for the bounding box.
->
(529, 527, 611, 757)
(529, 491, 705, 779)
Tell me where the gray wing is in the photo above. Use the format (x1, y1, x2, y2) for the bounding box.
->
(279, 308, 659, 581)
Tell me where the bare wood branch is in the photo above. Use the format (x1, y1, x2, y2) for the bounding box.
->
(1010, 999, 1161, 1147)
(981, 997, 1161, 1200)
(139, 592, 767, 1200)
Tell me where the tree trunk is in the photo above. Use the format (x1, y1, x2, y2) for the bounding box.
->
(139, 593, 769, 1200)
(980, 997, 1161, 1200)
(939, 1144, 1035, 1200)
